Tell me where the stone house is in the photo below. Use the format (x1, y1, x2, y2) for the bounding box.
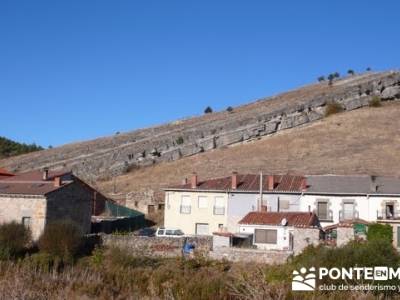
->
(238, 211, 321, 254)
(0, 169, 106, 239)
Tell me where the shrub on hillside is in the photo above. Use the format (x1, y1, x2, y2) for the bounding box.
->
(317, 76, 325, 82)
(367, 223, 392, 242)
(324, 101, 344, 117)
(369, 95, 382, 107)
(0, 221, 31, 260)
(226, 106, 234, 113)
(175, 136, 184, 145)
(204, 106, 213, 114)
(38, 221, 83, 262)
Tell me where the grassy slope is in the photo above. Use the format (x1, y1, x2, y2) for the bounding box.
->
(98, 101, 400, 197)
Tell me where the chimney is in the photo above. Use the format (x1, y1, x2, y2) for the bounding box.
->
(54, 176, 61, 187)
(191, 173, 198, 189)
(268, 175, 274, 191)
(231, 172, 238, 189)
(301, 178, 307, 191)
(42, 168, 49, 181)
(182, 178, 188, 185)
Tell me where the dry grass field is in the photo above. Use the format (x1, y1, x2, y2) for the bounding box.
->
(98, 100, 400, 196)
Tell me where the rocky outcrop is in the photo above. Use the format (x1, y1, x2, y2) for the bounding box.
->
(1, 71, 399, 180)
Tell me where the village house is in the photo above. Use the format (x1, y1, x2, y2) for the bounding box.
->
(164, 172, 400, 249)
(164, 172, 306, 235)
(0, 168, 107, 239)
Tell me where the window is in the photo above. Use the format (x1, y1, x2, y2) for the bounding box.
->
(180, 196, 191, 214)
(218, 224, 224, 229)
(254, 229, 277, 244)
(196, 223, 209, 235)
(279, 199, 290, 211)
(317, 201, 328, 220)
(343, 202, 355, 220)
(22, 217, 31, 228)
(198, 196, 208, 209)
(214, 197, 225, 215)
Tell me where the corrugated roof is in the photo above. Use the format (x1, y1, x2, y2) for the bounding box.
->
(239, 211, 319, 228)
(166, 174, 306, 192)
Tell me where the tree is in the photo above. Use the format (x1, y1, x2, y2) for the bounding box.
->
(366, 67, 372, 71)
(226, 106, 234, 113)
(204, 106, 213, 114)
(327, 74, 335, 86)
(317, 76, 325, 82)
(0, 222, 31, 260)
(333, 72, 340, 78)
(347, 69, 355, 76)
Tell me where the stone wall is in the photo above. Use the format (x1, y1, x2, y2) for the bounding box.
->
(292, 228, 321, 255)
(46, 181, 92, 234)
(336, 227, 355, 247)
(101, 234, 213, 257)
(0, 194, 46, 240)
(1, 72, 399, 181)
(209, 248, 291, 264)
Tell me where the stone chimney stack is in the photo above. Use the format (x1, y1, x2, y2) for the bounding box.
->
(54, 176, 61, 187)
(42, 168, 49, 181)
(231, 172, 238, 190)
(191, 173, 198, 189)
(267, 175, 274, 191)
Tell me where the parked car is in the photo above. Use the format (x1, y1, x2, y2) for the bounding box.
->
(136, 227, 156, 237)
(156, 227, 184, 237)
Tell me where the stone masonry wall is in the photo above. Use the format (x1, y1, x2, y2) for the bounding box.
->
(1, 71, 400, 180)
(336, 227, 355, 247)
(209, 248, 291, 264)
(46, 181, 92, 234)
(101, 234, 213, 257)
(0, 195, 46, 240)
(292, 228, 321, 255)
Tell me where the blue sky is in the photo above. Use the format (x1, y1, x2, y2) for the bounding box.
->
(1, 1, 399, 147)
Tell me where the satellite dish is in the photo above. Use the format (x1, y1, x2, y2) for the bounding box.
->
(281, 218, 288, 226)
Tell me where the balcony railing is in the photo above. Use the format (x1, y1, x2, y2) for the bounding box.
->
(377, 209, 400, 220)
(339, 210, 359, 222)
(180, 205, 191, 214)
(315, 210, 333, 222)
(213, 206, 225, 215)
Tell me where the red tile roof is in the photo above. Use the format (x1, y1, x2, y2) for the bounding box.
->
(239, 211, 319, 228)
(0, 168, 14, 177)
(166, 174, 306, 192)
(0, 169, 72, 196)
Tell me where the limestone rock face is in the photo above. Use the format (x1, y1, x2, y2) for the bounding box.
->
(1, 71, 399, 179)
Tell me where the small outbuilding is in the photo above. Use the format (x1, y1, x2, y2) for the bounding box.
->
(238, 211, 322, 254)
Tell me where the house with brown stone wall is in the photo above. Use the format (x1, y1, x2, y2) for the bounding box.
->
(0, 169, 106, 239)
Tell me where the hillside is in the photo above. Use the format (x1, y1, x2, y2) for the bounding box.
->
(0, 137, 43, 159)
(98, 101, 400, 201)
(1, 71, 399, 180)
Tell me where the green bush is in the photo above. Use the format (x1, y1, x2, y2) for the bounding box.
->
(38, 221, 84, 262)
(0, 221, 31, 260)
(226, 106, 234, 112)
(324, 101, 344, 117)
(367, 223, 392, 242)
(317, 76, 325, 82)
(175, 136, 184, 145)
(369, 95, 382, 107)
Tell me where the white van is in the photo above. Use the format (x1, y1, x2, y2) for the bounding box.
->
(155, 227, 184, 238)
